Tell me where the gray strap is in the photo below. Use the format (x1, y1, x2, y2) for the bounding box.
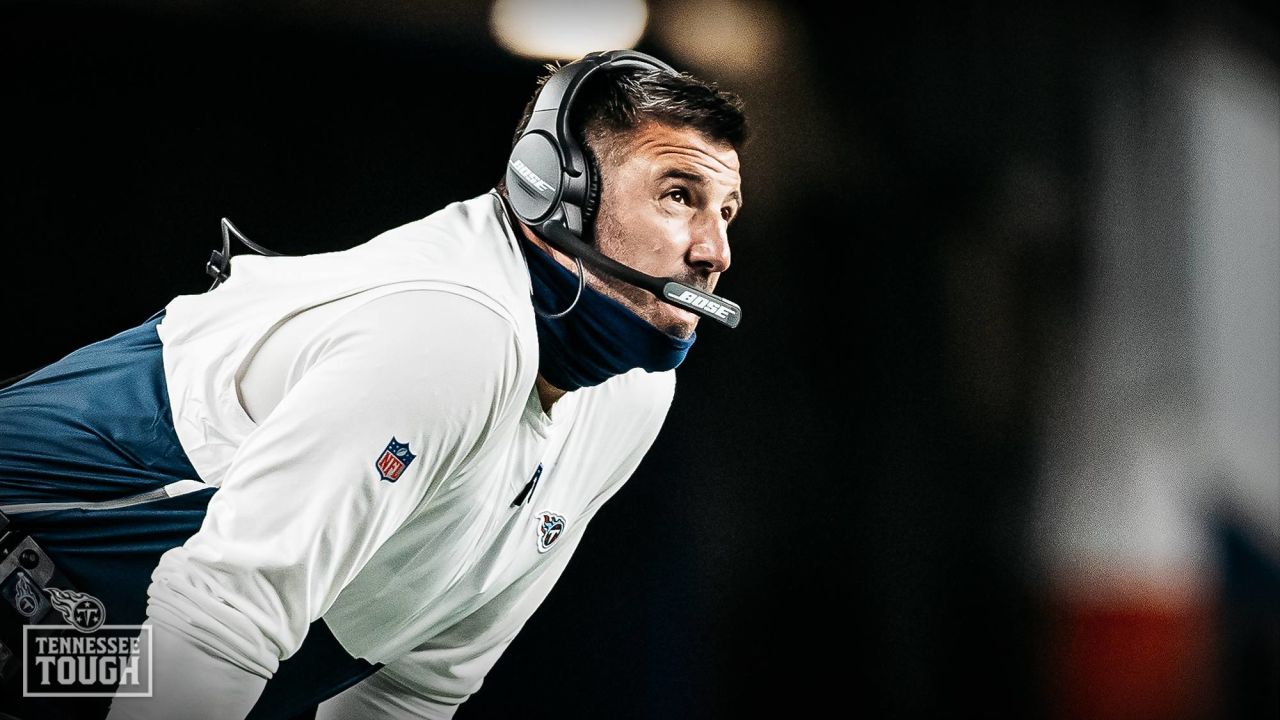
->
(0, 480, 207, 515)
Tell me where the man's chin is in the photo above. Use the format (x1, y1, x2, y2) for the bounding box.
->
(591, 273, 697, 337)
(660, 306, 699, 338)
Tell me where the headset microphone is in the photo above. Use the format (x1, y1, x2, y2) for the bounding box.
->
(503, 49, 743, 330)
(525, 214, 741, 329)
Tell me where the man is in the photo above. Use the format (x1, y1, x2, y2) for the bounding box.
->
(0, 49, 747, 719)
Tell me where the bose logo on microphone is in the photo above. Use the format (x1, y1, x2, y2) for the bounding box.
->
(510, 159, 555, 197)
(673, 290, 736, 319)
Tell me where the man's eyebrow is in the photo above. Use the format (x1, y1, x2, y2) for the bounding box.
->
(657, 167, 744, 210)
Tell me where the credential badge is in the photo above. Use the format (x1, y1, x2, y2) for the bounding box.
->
(376, 437, 416, 483)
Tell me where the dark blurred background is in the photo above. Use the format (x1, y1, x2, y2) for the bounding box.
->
(2, 1, 1276, 718)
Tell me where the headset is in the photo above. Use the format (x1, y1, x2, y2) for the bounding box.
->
(502, 49, 742, 329)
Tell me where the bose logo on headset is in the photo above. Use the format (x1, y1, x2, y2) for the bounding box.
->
(671, 290, 736, 320)
(510, 159, 555, 197)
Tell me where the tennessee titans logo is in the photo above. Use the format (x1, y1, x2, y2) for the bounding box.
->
(46, 587, 106, 633)
(375, 437, 416, 483)
(536, 511, 566, 553)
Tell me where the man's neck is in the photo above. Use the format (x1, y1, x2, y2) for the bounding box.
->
(515, 219, 566, 267)
(535, 373, 568, 415)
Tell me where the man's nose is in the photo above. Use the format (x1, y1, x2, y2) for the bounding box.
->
(688, 217, 731, 274)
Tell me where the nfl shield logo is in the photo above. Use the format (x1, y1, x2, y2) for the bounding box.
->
(536, 511, 566, 553)
(375, 437, 416, 482)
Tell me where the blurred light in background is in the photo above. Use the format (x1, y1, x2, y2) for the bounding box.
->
(1031, 19, 1278, 719)
(490, 0, 648, 60)
(650, 0, 783, 79)
(1186, 37, 1280, 548)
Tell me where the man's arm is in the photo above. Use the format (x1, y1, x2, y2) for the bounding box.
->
(107, 289, 526, 720)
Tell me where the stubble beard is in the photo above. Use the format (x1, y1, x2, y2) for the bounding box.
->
(588, 213, 696, 339)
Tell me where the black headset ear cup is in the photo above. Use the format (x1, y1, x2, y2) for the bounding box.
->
(582, 146, 602, 228)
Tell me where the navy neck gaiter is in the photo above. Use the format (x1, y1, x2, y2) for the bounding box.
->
(516, 232, 696, 392)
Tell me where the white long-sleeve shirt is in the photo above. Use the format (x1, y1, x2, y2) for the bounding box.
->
(111, 190, 676, 718)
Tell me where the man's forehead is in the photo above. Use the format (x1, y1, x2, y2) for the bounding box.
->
(616, 121, 740, 173)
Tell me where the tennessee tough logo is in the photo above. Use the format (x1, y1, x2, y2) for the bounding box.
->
(536, 512, 566, 553)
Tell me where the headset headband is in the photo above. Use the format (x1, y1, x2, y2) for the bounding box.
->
(524, 50, 676, 182)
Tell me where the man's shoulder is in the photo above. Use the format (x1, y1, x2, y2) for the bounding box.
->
(328, 289, 534, 385)
(341, 287, 519, 335)
(355, 191, 534, 324)
(365, 190, 519, 261)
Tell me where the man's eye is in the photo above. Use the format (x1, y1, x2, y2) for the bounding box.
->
(666, 188, 689, 204)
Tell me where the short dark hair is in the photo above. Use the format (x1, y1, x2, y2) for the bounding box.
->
(494, 59, 749, 204)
